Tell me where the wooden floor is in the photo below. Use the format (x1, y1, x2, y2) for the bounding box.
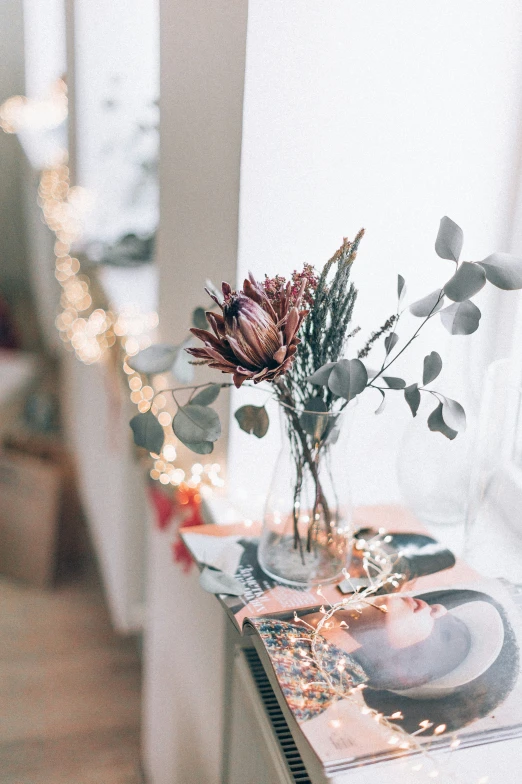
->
(0, 562, 144, 784)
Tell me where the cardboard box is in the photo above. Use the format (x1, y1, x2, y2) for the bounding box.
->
(0, 431, 87, 588)
(0, 449, 62, 588)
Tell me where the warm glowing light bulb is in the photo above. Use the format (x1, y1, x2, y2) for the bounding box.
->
(163, 444, 177, 461)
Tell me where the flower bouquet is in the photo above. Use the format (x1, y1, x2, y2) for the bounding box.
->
(129, 216, 522, 586)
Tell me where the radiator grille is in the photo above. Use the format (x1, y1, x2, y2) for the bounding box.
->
(243, 647, 312, 784)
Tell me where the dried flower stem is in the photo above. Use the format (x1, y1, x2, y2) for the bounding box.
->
(357, 314, 397, 359)
(275, 379, 332, 556)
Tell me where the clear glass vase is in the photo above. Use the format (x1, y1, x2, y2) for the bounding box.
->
(464, 358, 522, 586)
(397, 399, 476, 528)
(258, 401, 355, 587)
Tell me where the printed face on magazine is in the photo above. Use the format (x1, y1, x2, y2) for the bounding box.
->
(307, 594, 471, 690)
(254, 588, 518, 734)
(342, 595, 448, 649)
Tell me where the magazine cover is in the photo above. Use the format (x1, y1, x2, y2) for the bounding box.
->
(181, 505, 522, 773)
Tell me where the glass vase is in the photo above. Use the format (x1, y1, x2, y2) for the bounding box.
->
(397, 397, 476, 529)
(464, 358, 522, 586)
(258, 401, 355, 587)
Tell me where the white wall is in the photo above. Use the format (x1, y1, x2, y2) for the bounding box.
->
(143, 3, 249, 783)
(228, 0, 522, 514)
(61, 351, 149, 632)
(142, 528, 225, 784)
(156, 0, 249, 473)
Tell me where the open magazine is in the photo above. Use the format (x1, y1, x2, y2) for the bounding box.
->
(180, 505, 522, 774)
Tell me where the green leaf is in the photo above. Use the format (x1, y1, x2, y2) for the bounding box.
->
(328, 359, 368, 401)
(192, 307, 209, 330)
(428, 402, 458, 440)
(444, 261, 486, 302)
(199, 567, 244, 596)
(172, 339, 195, 383)
(440, 300, 481, 335)
(130, 411, 164, 454)
(404, 384, 421, 417)
(189, 384, 221, 406)
(383, 376, 406, 389)
(183, 441, 214, 455)
(440, 396, 466, 432)
(384, 333, 399, 353)
(478, 253, 522, 290)
(234, 405, 269, 438)
(127, 343, 178, 374)
(423, 351, 442, 385)
(307, 362, 336, 386)
(398, 274, 406, 303)
(300, 398, 328, 441)
(173, 404, 221, 445)
(435, 216, 463, 262)
(409, 289, 444, 318)
(375, 389, 386, 415)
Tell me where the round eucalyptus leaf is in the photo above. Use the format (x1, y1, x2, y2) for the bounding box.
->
(404, 383, 421, 417)
(173, 339, 195, 384)
(383, 376, 406, 389)
(409, 289, 444, 318)
(375, 390, 386, 415)
(423, 351, 442, 385)
(192, 307, 209, 330)
(444, 261, 486, 302)
(427, 401, 458, 440)
(478, 253, 522, 290)
(189, 384, 221, 406)
(234, 405, 269, 438)
(127, 343, 178, 375)
(435, 216, 463, 262)
(384, 332, 399, 354)
(307, 362, 336, 386)
(300, 397, 328, 440)
(183, 440, 214, 455)
(130, 411, 164, 454)
(440, 300, 481, 335)
(328, 359, 368, 401)
(441, 396, 466, 432)
(173, 404, 221, 444)
(398, 274, 406, 303)
(199, 566, 244, 596)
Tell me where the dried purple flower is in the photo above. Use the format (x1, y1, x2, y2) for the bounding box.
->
(187, 274, 309, 388)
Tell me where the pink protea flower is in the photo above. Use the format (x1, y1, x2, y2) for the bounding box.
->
(187, 274, 310, 388)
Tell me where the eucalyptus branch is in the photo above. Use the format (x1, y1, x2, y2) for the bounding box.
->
(369, 291, 444, 387)
(370, 384, 445, 396)
(152, 379, 348, 419)
(151, 381, 236, 402)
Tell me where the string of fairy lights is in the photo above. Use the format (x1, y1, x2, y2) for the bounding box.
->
(0, 81, 223, 493)
(295, 533, 489, 784)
